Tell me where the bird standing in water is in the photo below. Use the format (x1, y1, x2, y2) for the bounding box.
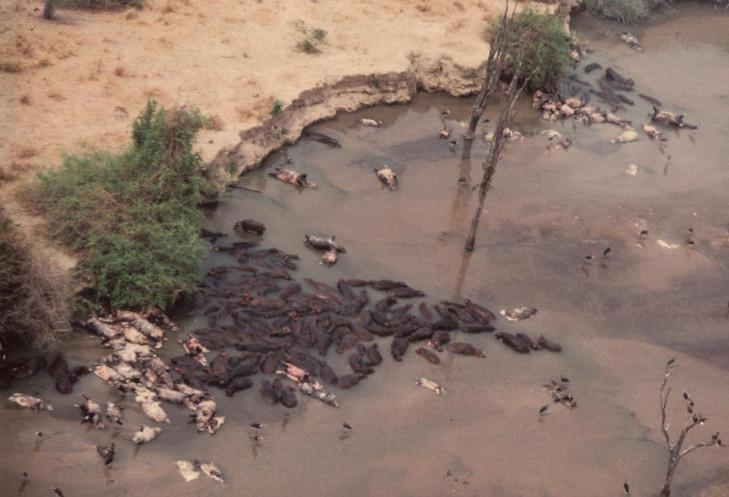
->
(97, 443, 115, 466)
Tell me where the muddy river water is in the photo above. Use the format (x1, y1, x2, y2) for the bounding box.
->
(2, 4, 729, 497)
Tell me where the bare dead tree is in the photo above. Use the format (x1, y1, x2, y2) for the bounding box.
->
(658, 358, 725, 497)
(464, 68, 530, 252)
(43, 0, 56, 20)
(464, 22, 536, 252)
(465, 3, 512, 140)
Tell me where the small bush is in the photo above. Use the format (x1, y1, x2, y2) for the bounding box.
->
(490, 9, 572, 92)
(0, 209, 70, 349)
(271, 99, 283, 116)
(584, 0, 649, 24)
(202, 114, 224, 131)
(294, 20, 327, 53)
(27, 101, 205, 310)
(0, 62, 23, 74)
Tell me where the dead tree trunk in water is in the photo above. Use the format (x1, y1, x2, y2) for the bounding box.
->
(464, 72, 523, 251)
(43, 0, 55, 20)
(657, 358, 725, 497)
(464, 44, 533, 252)
(465, 4, 511, 140)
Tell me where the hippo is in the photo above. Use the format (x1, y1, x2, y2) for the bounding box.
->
(389, 287, 425, 299)
(318, 362, 338, 385)
(495, 331, 530, 354)
(515, 333, 540, 350)
(225, 377, 254, 397)
(408, 327, 434, 342)
(305, 235, 346, 253)
(537, 335, 562, 352)
(445, 342, 485, 358)
(303, 130, 341, 147)
(429, 330, 452, 351)
(280, 387, 298, 408)
(390, 337, 409, 362)
(415, 347, 440, 365)
(365, 344, 383, 366)
(604, 67, 634, 91)
(337, 374, 362, 389)
(234, 219, 266, 236)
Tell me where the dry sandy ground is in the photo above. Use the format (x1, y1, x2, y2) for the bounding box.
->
(0, 0, 554, 266)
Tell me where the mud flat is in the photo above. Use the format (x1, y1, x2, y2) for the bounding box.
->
(2, 4, 729, 497)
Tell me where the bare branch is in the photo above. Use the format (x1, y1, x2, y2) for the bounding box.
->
(655, 359, 723, 497)
(680, 442, 724, 459)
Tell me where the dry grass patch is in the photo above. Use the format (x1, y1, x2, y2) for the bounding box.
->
(202, 114, 224, 131)
(0, 209, 70, 348)
(17, 147, 39, 160)
(0, 61, 23, 74)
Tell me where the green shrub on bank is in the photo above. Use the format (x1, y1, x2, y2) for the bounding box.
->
(0, 209, 69, 348)
(28, 101, 205, 310)
(584, 0, 649, 24)
(491, 9, 572, 92)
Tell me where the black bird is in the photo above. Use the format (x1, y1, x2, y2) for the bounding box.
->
(54, 487, 65, 497)
(584, 255, 594, 262)
(96, 442, 115, 466)
(560, 376, 570, 383)
(639, 230, 649, 237)
(683, 392, 690, 401)
(342, 422, 353, 431)
(603, 247, 612, 257)
(250, 422, 264, 430)
(624, 481, 630, 495)
(539, 405, 549, 415)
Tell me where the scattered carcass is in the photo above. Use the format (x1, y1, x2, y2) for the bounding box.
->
(651, 106, 698, 129)
(8, 393, 53, 411)
(374, 165, 398, 190)
(269, 167, 316, 188)
(620, 32, 641, 50)
(611, 128, 639, 144)
(132, 425, 162, 444)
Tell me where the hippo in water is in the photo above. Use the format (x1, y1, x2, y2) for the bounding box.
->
(305, 235, 346, 253)
(234, 219, 266, 236)
(415, 347, 440, 365)
(445, 342, 485, 358)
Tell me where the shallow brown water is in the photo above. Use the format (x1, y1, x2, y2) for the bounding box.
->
(2, 4, 729, 497)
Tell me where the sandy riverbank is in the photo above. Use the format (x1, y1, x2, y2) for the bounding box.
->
(0, 0, 558, 262)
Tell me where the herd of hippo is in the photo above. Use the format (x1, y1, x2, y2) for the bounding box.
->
(3, 220, 563, 483)
(190, 222, 562, 403)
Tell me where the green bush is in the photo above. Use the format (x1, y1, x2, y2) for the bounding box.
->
(491, 9, 571, 92)
(584, 0, 649, 24)
(28, 101, 205, 310)
(294, 20, 327, 53)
